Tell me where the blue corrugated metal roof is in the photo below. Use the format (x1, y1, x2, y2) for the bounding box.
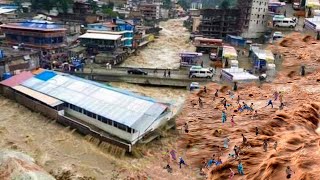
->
(17, 20, 63, 29)
(35, 71, 57, 81)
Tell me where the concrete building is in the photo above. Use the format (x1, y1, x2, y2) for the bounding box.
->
(198, 9, 241, 38)
(140, 3, 161, 20)
(191, 0, 202, 10)
(239, 0, 269, 39)
(86, 19, 135, 48)
(0, 70, 172, 151)
(0, 20, 67, 59)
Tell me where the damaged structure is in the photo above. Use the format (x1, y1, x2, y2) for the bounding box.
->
(0, 70, 173, 152)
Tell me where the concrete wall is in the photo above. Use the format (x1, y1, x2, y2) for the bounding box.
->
(242, 0, 269, 38)
(192, 17, 201, 32)
(66, 108, 140, 143)
(14, 93, 58, 119)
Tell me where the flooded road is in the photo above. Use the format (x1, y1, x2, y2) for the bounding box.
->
(120, 18, 195, 68)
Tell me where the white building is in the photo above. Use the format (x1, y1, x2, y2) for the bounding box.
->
(241, 0, 269, 39)
(191, 0, 202, 10)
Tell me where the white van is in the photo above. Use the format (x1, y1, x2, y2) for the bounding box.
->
(274, 18, 297, 28)
(189, 66, 214, 78)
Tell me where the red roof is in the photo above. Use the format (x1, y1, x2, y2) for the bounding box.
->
(0, 71, 34, 87)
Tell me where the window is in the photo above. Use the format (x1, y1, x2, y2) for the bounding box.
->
(283, 21, 288, 23)
(117, 124, 127, 131)
(63, 103, 69, 108)
(92, 113, 96, 119)
(98, 116, 102, 121)
(127, 127, 132, 133)
(200, 71, 205, 74)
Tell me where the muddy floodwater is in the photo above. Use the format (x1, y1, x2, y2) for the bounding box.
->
(0, 18, 191, 179)
(120, 18, 195, 68)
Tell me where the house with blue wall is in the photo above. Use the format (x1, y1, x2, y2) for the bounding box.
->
(86, 19, 134, 48)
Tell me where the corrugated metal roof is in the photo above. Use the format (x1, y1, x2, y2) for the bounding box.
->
(0, 71, 33, 87)
(12, 85, 63, 107)
(21, 71, 167, 132)
(0, 20, 66, 31)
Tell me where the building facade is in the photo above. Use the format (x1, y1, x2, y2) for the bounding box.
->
(86, 19, 134, 48)
(140, 3, 161, 20)
(0, 20, 67, 58)
(239, 0, 269, 39)
(198, 9, 241, 39)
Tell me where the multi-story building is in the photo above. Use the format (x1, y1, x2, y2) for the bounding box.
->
(198, 0, 269, 39)
(198, 9, 241, 39)
(0, 20, 67, 58)
(191, 0, 202, 10)
(86, 19, 134, 48)
(140, 3, 161, 20)
(239, 0, 269, 39)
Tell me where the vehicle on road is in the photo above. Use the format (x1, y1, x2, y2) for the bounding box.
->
(127, 68, 148, 75)
(274, 18, 297, 28)
(189, 82, 200, 91)
(293, 2, 300, 10)
(209, 53, 217, 60)
(189, 66, 214, 79)
(272, 31, 284, 42)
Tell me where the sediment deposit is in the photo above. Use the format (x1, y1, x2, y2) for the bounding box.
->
(175, 33, 320, 179)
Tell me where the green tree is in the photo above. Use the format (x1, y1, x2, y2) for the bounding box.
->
(107, 2, 114, 9)
(57, 0, 73, 13)
(102, 7, 118, 18)
(177, 0, 191, 10)
(220, 0, 231, 9)
(88, 0, 99, 14)
(162, 0, 171, 9)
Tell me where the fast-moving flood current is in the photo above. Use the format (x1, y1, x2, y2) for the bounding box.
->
(0, 18, 190, 179)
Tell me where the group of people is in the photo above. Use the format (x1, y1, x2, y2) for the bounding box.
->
(163, 149, 188, 173)
(182, 86, 293, 179)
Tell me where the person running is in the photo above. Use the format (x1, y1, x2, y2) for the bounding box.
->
(179, 157, 187, 169)
(286, 166, 294, 179)
(170, 149, 177, 161)
(183, 123, 189, 133)
(242, 102, 249, 111)
(207, 157, 215, 168)
(249, 103, 254, 112)
(266, 99, 273, 108)
(237, 95, 240, 104)
(231, 115, 235, 127)
(222, 111, 227, 123)
(274, 141, 278, 151)
(238, 104, 243, 113)
(273, 91, 279, 101)
(201, 157, 207, 170)
(233, 145, 239, 159)
(215, 89, 219, 97)
(215, 158, 222, 166)
(255, 127, 259, 136)
(229, 168, 235, 179)
(251, 110, 258, 120)
(263, 139, 269, 152)
(237, 161, 244, 175)
(242, 134, 247, 145)
(224, 137, 230, 148)
(199, 97, 203, 108)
